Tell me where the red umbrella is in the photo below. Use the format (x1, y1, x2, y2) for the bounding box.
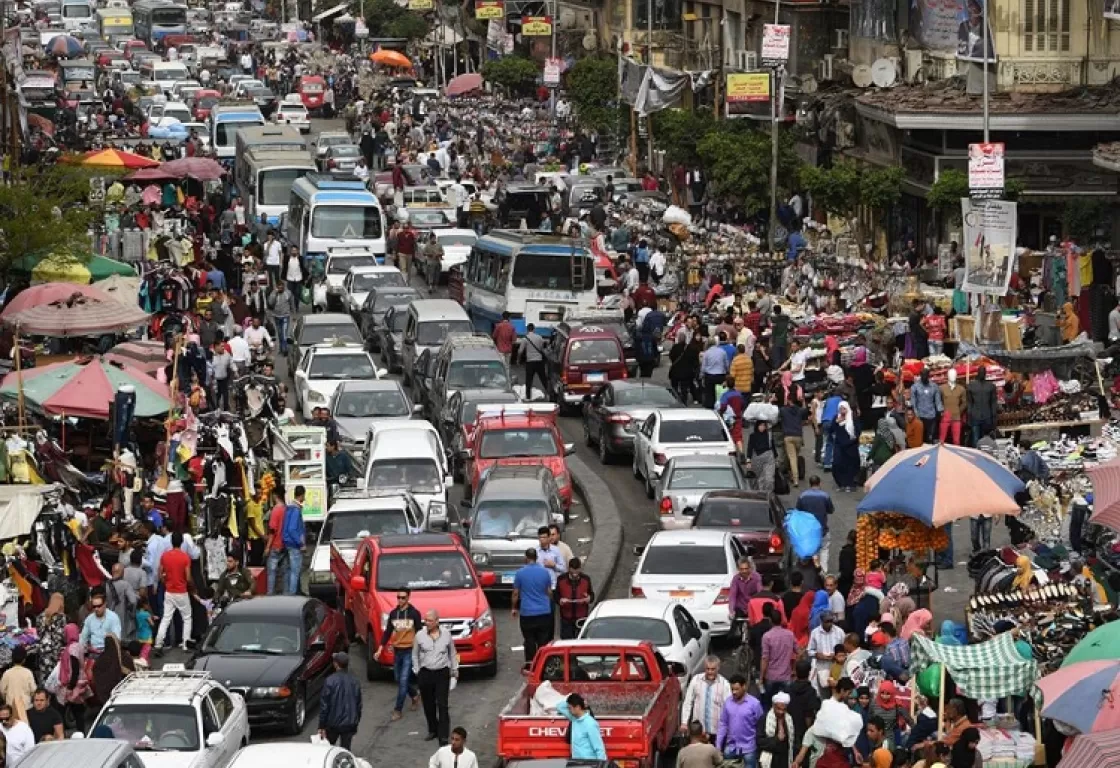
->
(160, 157, 226, 181)
(445, 73, 483, 97)
(1089, 457, 1120, 531)
(1, 283, 114, 320)
(4, 295, 149, 337)
(79, 148, 161, 169)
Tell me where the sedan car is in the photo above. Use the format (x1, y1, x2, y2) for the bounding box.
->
(189, 596, 346, 735)
(322, 144, 361, 175)
(286, 313, 363, 375)
(691, 489, 791, 574)
(632, 409, 736, 497)
(325, 249, 380, 310)
(580, 598, 710, 679)
(360, 286, 419, 351)
(630, 529, 747, 637)
(341, 265, 406, 316)
(656, 454, 749, 530)
(330, 379, 420, 452)
(273, 100, 310, 133)
(226, 742, 372, 768)
(312, 130, 351, 160)
(583, 381, 680, 464)
(441, 388, 522, 481)
(294, 345, 387, 421)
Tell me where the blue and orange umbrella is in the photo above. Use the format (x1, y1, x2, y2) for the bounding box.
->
(1037, 660, 1120, 735)
(857, 443, 1024, 526)
(45, 35, 83, 58)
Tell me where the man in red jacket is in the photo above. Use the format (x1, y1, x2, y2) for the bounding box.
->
(554, 558, 594, 639)
(492, 312, 517, 369)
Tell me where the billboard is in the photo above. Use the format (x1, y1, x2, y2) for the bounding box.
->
(521, 15, 552, 35)
(961, 199, 1017, 296)
(957, 0, 996, 62)
(761, 24, 790, 67)
(475, 0, 503, 18)
(726, 72, 770, 103)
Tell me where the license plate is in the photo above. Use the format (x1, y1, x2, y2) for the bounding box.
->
(501, 573, 516, 584)
(669, 590, 693, 599)
(586, 372, 606, 383)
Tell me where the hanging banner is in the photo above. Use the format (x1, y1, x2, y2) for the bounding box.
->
(961, 198, 1017, 296)
(957, 0, 996, 62)
(521, 15, 552, 35)
(761, 24, 790, 67)
(725, 72, 770, 103)
(408, 0, 433, 9)
(475, 0, 503, 18)
(968, 141, 1004, 199)
(908, 0, 959, 51)
(543, 57, 561, 86)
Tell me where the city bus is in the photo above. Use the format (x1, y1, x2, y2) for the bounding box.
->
(96, 8, 133, 42)
(240, 149, 316, 226)
(60, 0, 93, 32)
(283, 174, 386, 261)
(233, 123, 305, 188)
(132, 0, 187, 47)
(208, 103, 264, 162)
(460, 230, 598, 336)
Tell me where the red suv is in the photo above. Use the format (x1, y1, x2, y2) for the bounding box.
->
(544, 322, 628, 410)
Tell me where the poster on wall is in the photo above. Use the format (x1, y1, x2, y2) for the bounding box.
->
(909, 0, 960, 50)
(1106, 0, 1120, 20)
(961, 198, 1017, 296)
(957, 0, 997, 62)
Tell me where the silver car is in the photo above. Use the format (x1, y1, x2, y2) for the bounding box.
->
(655, 454, 749, 530)
(323, 144, 361, 175)
(330, 379, 421, 453)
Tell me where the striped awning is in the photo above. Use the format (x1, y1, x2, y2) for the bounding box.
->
(1058, 730, 1120, 768)
(1088, 458, 1120, 532)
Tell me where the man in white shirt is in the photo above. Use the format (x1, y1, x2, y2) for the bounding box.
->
(229, 326, 250, 374)
(679, 656, 731, 739)
(787, 339, 809, 383)
(0, 703, 34, 767)
(239, 51, 253, 73)
(353, 158, 369, 182)
(244, 317, 273, 352)
(265, 232, 283, 284)
(649, 247, 666, 282)
(807, 612, 845, 693)
(429, 727, 479, 768)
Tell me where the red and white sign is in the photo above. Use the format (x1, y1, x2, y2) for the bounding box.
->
(543, 57, 561, 86)
(761, 24, 790, 67)
(968, 141, 1005, 199)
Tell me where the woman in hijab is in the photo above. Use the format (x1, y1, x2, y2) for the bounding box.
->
(56, 623, 89, 732)
(91, 635, 135, 707)
(938, 620, 963, 646)
(35, 593, 65, 684)
(900, 608, 934, 641)
(746, 420, 777, 493)
(845, 567, 867, 627)
(1012, 555, 1036, 593)
(1060, 301, 1080, 343)
(951, 727, 982, 768)
(808, 590, 831, 631)
(789, 590, 816, 648)
(830, 402, 861, 491)
(762, 691, 796, 768)
(893, 597, 917, 632)
(868, 747, 893, 768)
(869, 413, 898, 471)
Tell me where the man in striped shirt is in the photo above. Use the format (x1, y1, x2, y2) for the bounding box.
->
(680, 656, 731, 742)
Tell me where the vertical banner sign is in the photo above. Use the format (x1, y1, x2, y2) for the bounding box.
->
(961, 198, 1018, 296)
(474, 0, 503, 19)
(760, 24, 791, 68)
(521, 15, 552, 35)
(543, 57, 561, 86)
(968, 141, 1005, 200)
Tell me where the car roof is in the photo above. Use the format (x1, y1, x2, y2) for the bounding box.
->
(335, 379, 403, 393)
(435, 228, 477, 238)
(457, 388, 520, 404)
(329, 492, 411, 513)
(377, 532, 458, 550)
(409, 298, 469, 321)
(699, 489, 774, 502)
(565, 326, 622, 341)
(369, 430, 438, 458)
(647, 529, 731, 546)
(478, 466, 553, 499)
(19, 739, 136, 768)
(610, 381, 670, 392)
(350, 265, 399, 275)
(229, 743, 344, 768)
(301, 312, 356, 326)
(547, 638, 646, 649)
(309, 346, 370, 357)
(589, 598, 676, 620)
(658, 408, 722, 422)
(666, 454, 738, 468)
(222, 595, 309, 619)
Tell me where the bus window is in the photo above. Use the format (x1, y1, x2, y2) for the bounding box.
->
(512, 253, 594, 292)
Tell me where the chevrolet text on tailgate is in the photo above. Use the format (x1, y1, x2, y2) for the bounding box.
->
(497, 640, 681, 768)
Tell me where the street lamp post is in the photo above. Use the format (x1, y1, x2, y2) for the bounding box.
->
(767, 0, 781, 254)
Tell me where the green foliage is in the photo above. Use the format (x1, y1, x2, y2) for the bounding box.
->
(565, 57, 620, 133)
(801, 160, 904, 219)
(696, 122, 801, 216)
(0, 165, 101, 269)
(651, 109, 714, 167)
(1062, 199, 1110, 244)
(481, 56, 540, 96)
(384, 12, 429, 40)
(927, 168, 1024, 211)
(351, 0, 429, 40)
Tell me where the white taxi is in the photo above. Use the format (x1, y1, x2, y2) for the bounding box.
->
(273, 96, 310, 133)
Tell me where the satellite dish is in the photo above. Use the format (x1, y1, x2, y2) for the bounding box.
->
(852, 64, 873, 88)
(871, 58, 897, 88)
(582, 32, 597, 51)
(800, 74, 818, 94)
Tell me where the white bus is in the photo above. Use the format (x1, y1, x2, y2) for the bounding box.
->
(208, 104, 264, 162)
(241, 149, 316, 226)
(60, 0, 93, 31)
(233, 123, 305, 191)
(283, 174, 387, 261)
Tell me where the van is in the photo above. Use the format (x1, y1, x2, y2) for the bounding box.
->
(361, 422, 452, 528)
(137, 59, 190, 95)
(401, 299, 472, 387)
(544, 320, 628, 408)
(426, 333, 509, 423)
(19, 739, 142, 768)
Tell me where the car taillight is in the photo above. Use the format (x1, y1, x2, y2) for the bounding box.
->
(631, 586, 645, 597)
(714, 587, 730, 604)
(659, 497, 672, 515)
(654, 452, 667, 465)
(769, 533, 783, 553)
(607, 413, 631, 425)
(621, 367, 628, 379)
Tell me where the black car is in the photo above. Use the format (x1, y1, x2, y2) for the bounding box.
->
(582, 381, 681, 464)
(189, 596, 347, 735)
(360, 286, 419, 351)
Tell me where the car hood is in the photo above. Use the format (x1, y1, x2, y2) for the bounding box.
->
(130, 749, 204, 768)
(191, 652, 302, 687)
(336, 414, 411, 443)
(375, 588, 486, 621)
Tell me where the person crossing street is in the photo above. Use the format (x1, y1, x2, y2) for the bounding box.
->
(318, 652, 362, 749)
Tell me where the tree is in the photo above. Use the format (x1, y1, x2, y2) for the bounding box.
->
(651, 109, 714, 167)
(565, 57, 621, 134)
(801, 159, 904, 258)
(927, 168, 1024, 213)
(481, 57, 540, 97)
(0, 166, 101, 272)
(1062, 199, 1109, 244)
(696, 122, 801, 217)
(349, 0, 429, 41)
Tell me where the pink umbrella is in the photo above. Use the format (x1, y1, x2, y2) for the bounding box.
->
(445, 73, 483, 97)
(1089, 457, 1120, 531)
(1, 283, 114, 320)
(127, 167, 177, 183)
(1037, 660, 1120, 734)
(160, 157, 226, 181)
(4, 295, 149, 337)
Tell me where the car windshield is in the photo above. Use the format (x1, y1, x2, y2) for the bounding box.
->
(696, 499, 772, 529)
(668, 467, 739, 490)
(417, 320, 473, 346)
(368, 458, 441, 493)
(335, 388, 409, 417)
(659, 420, 728, 443)
(95, 704, 200, 752)
(300, 323, 361, 345)
(582, 617, 673, 646)
(328, 254, 377, 274)
(472, 499, 550, 538)
(437, 234, 476, 248)
(447, 360, 509, 389)
(308, 353, 375, 379)
(322, 509, 411, 539)
(373, 291, 415, 312)
(259, 167, 307, 205)
(615, 386, 678, 407)
(479, 428, 558, 459)
(311, 206, 383, 239)
(389, 311, 408, 332)
(641, 545, 728, 575)
(568, 338, 621, 365)
(331, 145, 360, 157)
(512, 253, 595, 292)
(352, 272, 402, 291)
(377, 551, 474, 590)
(202, 619, 302, 654)
(319, 134, 348, 149)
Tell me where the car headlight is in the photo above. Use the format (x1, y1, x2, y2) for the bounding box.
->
(308, 390, 325, 403)
(310, 569, 334, 584)
(251, 686, 291, 698)
(473, 610, 493, 632)
(555, 472, 570, 489)
(472, 552, 489, 565)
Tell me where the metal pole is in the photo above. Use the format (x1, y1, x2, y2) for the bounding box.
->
(982, 0, 989, 142)
(549, 0, 557, 116)
(646, 0, 653, 168)
(767, 0, 781, 254)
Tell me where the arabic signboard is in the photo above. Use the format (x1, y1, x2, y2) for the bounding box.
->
(408, 0, 433, 10)
(475, 0, 503, 19)
(761, 24, 790, 67)
(726, 72, 770, 103)
(543, 57, 561, 86)
(968, 141, 1005, 200)
(521, 15, 552, 35)
(961, 198, 1017, 296)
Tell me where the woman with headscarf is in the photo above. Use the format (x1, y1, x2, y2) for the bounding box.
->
(950, 727, 982, 768)
(747, 420, 778, 493)
(938, 620, 962, 646)
(35, 593, 66, 684)
(55, 623, 89, 732)
(789, 590, 816, 648)
(761, 691, 796, 768)
(91, 635, 135, 708)
(892, 597, 917, 632)
(900, 608, 933, 641)
(845, 567, 867, 628)
(869, 413, 898, 471)
(868, 747, 893, 768)
(808, 590, 831, 632)
(1011, 555, 1036, 593)
(830, 403, 860, 491)
(1060, 301, 1080, 343)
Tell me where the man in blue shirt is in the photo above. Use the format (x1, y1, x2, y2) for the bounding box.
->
(718, 331, 737, 367)
(701, 338, 730, 408)
(511, 548, 553, 670)
(795, 475, 835, 570)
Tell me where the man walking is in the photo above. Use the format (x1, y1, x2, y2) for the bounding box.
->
(759, 604, 797, 709)
(413, 609, 457, 746)
(716, 674, 764, 765)
(318, 652, 362, 749)
(268, 282, 296, 356)
(677, 721, 723, 768)
(429, 727, 480, 768)
(700, 338, 730, 409)
(554, 557, 594, 639)
(377, 588, 422, 720)
(154, 531, 192, 654)
(680, 656, 732, 742)
(492, 312, 517, 371)
(511, 549, 552, 667)
(795, 476, 835, 569)
(517, 324, 548, 401)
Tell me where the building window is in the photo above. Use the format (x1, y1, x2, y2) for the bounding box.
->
(634, 0, 682, 31)
(1023, 0, 1070, 53)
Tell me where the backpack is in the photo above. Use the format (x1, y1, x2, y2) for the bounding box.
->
(281, 503, 305, 549)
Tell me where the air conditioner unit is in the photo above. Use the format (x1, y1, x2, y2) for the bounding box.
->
(903, 49, 924, 83)
(833, 29, 848, 50)
(737, 50, 757, 70)
(819, 53, 834, 81)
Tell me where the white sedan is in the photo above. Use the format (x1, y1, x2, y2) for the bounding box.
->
(294, 345, 387, 421)
(227, 744, 372, 768)
(341, 265, 407, 315)
(273, 101, 310, 133)
(632, 408, 737, 497)
(580, 598, 710, 679)
(630, 529, 747, 637)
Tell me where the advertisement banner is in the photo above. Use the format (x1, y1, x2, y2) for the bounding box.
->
(475, 0, 503, 19)
(968, 141, 1005, 199)
(957, 0, 996, 62)
(408, 0, 433, 9)
(909, 0, 960, 51)
(761, 24, 791, 67)
(725, 72, 770, 103)
(961, 199, 1017, 296)
(521, 15, 552, 35)
(543, 57, 561, 86)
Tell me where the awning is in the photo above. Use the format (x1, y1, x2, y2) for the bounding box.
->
(911, 633, 1038, 700)
(312, 3, 348, 22)
(0, 484, 61, 541)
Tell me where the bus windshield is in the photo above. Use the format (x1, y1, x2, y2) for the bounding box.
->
(152, 6, 186, 24)
(215, 119, 263, 146)
(511, 254, 595, 292)
(259, 168, 308, 206)
(62, 4, 91, 18)
(312, 206, 382, 239)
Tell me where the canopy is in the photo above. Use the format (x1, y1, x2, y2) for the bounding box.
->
(370, 49, 411, 68)
(446, 73, 482, 97)
(4, 295, 149, 337)
(0, 358, 171, 419)
(1037, 660, 1120, 734)
(21, 254, 137, 285)
(79, 148, 160, 169)
(1, 283, 113, 320)
(911, 633, 1037, 700)
(94, 275, 141, 307)
(1058, 731, 1120, 768)
(45, 35, 82, 57)
(159, 157, 226, 181)
(858, 444, 1024, 526)
(1062, 621, 1120, 666)
(126, 167, 178, 183)
(1088, 458, 1120, 531)
(0, 485, 61, 541)
(104, 340, 168, 375)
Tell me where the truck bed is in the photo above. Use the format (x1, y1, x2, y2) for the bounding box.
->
(499, 681, 665, 718)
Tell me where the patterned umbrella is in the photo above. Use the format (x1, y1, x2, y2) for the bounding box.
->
(45, 35, 83, 57)
(104, 340, 169, 376)
(79, 148, 160, 169)
(94, 275, 142, 307)
(159, 157, 226, 181)
(4, 295, 149, 338)
(1038, 661, 1120, 734)
(1058, 730, 1120, 768)
(1, 283, 114, 320)
(0, 357, 170, 419)
(1088, 457, 1120, 531)
(445, 73, 483, 97)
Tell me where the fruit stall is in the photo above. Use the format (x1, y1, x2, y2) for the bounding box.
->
(856, 511, 949, 608)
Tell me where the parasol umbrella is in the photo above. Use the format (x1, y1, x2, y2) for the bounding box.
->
(370, 49, 411, 68)
(445, 73, 483, 97)
(16, 254, 137, 285)
(159, 157, 226, 181)
(1037, 660, 1120, 734)
(44, 35, 82, 57)
(104, 340, 168, 376)
(4, 295, 149, 337)
(94, 274, 142, 307)
(0, 357, 170, 419)
(79, 148, 160, 169)
(1088, 457, 1120, 531)
(1058, 730, 1120, 768)
(27, 114, 54, 136)
(1062, 621, 1120, 666)
(126, 167, 177, 183)
(857, 443, 1024, 526)
(1, 283, 114, 320)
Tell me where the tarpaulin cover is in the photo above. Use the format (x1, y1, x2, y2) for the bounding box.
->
(784, 510, 822, 560)
(911, 633, 1037, 700)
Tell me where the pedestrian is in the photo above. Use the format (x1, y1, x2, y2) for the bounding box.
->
(517, 323, 548, 401)
(554, 557, 594, 639)
(795, 476, 834, 569)
(759, 604, 797, 709)
(413, 609, 457, 746)
(28, 688, 63, 743)
(676, 721, 723, 768)
(700, 337, 729, 409)
(318, 652, 362, 749)
(746, 421, 777, 493)
(535, 525, 567, 585)
(511, 548, 552, 667)
(104, 562, 138, 644)
(268, 283, 296, 356)
(778, 394, 806, 488)
(264, 489, 287, 595)
(429, 727, 480, 768)
(548, 524, 573, 564)
(154, 531, 192, 654)
(285, 246, 304, 307)
(716, 674, 764, 764)
(492, 311, 516, 370)
(681, 656, 731, 741)
(396, 219, 417, 276)
(807, 612, 844, 695)
(377, 588, 422, 720)
(669, 331, 702, 405)
(211, 340, 232, 411)
(279, 485, 306, 595)
(264, 231, 283, 286)
(0, 702, 35, 766)
(760, 691, 796, 768)
(0, 646, 35, 710)
(557, 693, 607, 760)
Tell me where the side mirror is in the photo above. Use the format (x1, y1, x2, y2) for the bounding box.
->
(459, 448, 473, 460)
(699, 621, 710, 630)
(478, 571, 497, 587)
(349, 575, 366, 592)
(582, 394, 592, 403)
(632, 545, 645, 556)
(206, 732, 225, 749)
(444, 475, 453, 488)
(377, 368, 388, 378)
(563, 443, 575, 456)
(459, 498, 472, 512)
(294, 370, 307, 380)
(413, 403, 425, 414)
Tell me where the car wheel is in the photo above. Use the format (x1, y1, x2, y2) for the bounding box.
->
(633, 450, 642, 480)
(598, 428, 612, 465)
(365, 634, 380, 682)
(481, 653, 498, 678)
(285, 686, 306, 736)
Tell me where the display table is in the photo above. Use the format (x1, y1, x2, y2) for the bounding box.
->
(999, 419, 1105, 437)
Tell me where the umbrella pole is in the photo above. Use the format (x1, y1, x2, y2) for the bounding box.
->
(14, 324, 24, 433)
(157, 334, 183, 489)
(61, 410, 65, 451)
(936, 663, 946, 738)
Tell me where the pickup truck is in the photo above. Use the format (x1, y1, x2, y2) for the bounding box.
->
(331, 532, 498, 680)
(497, 640, 681, 768)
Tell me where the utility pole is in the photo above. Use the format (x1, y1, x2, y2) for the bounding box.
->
(549, 0, 556, 115)
(646, 0, 653, 170)
(767, 0, 781, 254)
(981, 0, 989, 142)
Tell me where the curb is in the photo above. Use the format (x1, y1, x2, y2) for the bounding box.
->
(568, 453, 624, 602)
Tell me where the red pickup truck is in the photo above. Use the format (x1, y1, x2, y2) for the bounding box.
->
(497, 640, 681, 768)
(330, 533, 499, 679)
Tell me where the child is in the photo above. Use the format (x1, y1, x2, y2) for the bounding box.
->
(851, 686, 872, 722)
(136, 594, 155, 661)
(871, 680, 914, 747)
(829, 644, 848, 689)
(867, 560, 887, 590)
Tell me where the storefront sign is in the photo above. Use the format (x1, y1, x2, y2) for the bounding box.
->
(961, 198, 1017, 296)
(475, 0, 503, 18)
(408, 0, 433, 10)
(521, 15, 552, 35)
(725, 72, 770, 103)
(760, 24, 790, 67)
(968, 141, 1005, 200)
